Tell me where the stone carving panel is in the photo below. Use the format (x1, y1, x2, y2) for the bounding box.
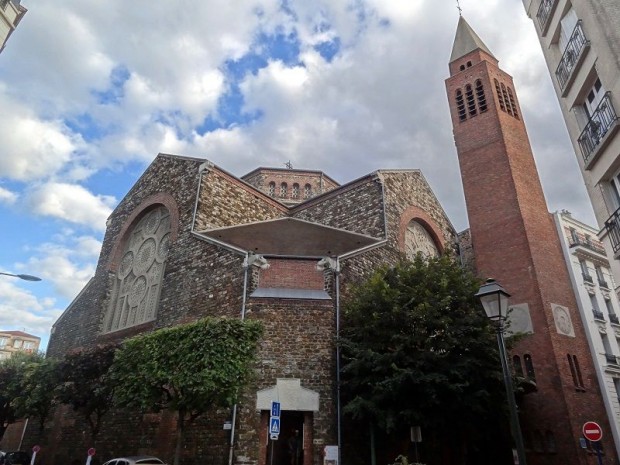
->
(552, 304, 575, 338)
(404, 220, 439, 259)
(104, 205, 171, 333)
(506, 303, 533, 336)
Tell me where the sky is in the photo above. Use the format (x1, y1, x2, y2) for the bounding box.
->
(0, 0, 595, 350)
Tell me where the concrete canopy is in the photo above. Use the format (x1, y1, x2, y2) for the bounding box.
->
(198, 217, 381, 257)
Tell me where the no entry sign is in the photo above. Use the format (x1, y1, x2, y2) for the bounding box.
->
(583, 421, 603, 442)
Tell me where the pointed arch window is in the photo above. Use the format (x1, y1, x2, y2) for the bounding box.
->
(524, 354, 536, 381)
(104, 205, 171, 333)
(513, 355, 524, 377)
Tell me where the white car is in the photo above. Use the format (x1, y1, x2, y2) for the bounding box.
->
(102, 456, 167, 465)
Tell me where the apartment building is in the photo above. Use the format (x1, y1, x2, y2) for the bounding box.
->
(0, 330, 40, 360)
(0, 0, 26, 54)
(522, 0, 620, 296)
(555, 210, 620, 459)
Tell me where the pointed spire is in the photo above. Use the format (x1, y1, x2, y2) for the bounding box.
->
(449, 16, 496, 63)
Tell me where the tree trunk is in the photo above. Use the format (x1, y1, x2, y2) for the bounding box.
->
(174, 410, 186, 465)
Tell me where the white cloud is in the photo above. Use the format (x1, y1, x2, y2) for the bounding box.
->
(0, 186, 17, 204)
(25, 183, 115, 231)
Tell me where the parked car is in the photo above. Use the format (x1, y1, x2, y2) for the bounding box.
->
(102, 457, 167, 465)
(0, 451, 31, 465)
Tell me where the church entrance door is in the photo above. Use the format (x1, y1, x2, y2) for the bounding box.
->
(266, 411, 305, 465)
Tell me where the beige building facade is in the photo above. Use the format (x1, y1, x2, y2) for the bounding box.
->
(0, 0, 26, 54)
(522, 0, 620, 295)
(554, 210, 620, 459)
(0, 330, 40, 360)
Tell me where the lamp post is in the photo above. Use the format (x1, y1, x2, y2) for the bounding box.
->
(0, 272, 42, 281)
(475, 278, 527, 465)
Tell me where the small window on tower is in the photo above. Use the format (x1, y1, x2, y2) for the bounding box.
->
(292, 183, 300, 199)
(456, 89, 467, 121)
(495, 79, 506, 112)
(459, 64, 465, 71)
(465, 84, 477, 116)
(466, 61, 472, 67)
(512, 355, 524, 377)
(268, 182, 276, 197)
(475, 80, 487, 112)
(500, 83, 513, 116)
(507, 87, 519, 119)
(280, 182, 288, 197)
(524, 354, 536, 381)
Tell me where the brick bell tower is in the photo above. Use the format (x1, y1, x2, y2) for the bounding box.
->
(445, 17, 617, 465)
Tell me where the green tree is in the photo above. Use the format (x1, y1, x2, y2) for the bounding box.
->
(340, 255, 507, 464)
(0, 352, 39, 441)
(12, 352, 61, 434)
(56, 344, 118, 441)
(111, 318, 263, 465)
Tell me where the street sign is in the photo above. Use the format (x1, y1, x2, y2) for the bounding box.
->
(32, 446, 40, 453)
(270, 434, 279, 440)
(270, 417, 281, 435)
(583, 421, 603, 442)
(87, 448, 96, 457)
(271, 401, 281, 418)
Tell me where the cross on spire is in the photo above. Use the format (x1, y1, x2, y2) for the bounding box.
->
(285, 161, 293, 169)
(456, 0, 462, 16)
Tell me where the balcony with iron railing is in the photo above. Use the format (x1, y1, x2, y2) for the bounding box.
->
(605, 353, 619, 365)
(556, 21, 589, 94)
(580, 93, 620, 168)
(604, 206, 620, 255)
(599, 278, 610, 289)
(536, 0, 558, 35)
(583, 273, 594, 284)
(610, 313, 620, 325)
(569, 235, 607, 256)
(593, 308, 605, 320)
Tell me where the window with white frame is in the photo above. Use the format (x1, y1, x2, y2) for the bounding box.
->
(0, 337, 7, 348)
(23, 341, 35, 350)
(558, 8, 578, 52)
(13, 339, 22, 348)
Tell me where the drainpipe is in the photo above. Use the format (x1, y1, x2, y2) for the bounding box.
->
(334, 258, 342, 465)
(229, 253, 268, 465)
(228, 253, 250, 465)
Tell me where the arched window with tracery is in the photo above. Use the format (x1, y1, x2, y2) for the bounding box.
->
(268, 182, 276, 197)
(280, 182, 288, 197)
(507, 87, 519, 119)
(292, 183, 300, 199)
(103, 205, 171, 333)
(304, 184, 312, 199)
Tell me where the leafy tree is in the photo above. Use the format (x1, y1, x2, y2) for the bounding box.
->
(12, 352, 61, 434)
(0, 352, 39, 441)
(340, 255, 508, 464)
(111, 318, 263, 465)
(56, 344, 118, 441)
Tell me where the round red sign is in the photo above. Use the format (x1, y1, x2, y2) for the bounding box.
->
(87, 448, 96, 457)
(32, 446, 40, 453)
(583, 421, 603, 442)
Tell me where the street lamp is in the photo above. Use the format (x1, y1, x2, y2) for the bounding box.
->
(475, 278, 527, 465)
(0, 272, 42, 281)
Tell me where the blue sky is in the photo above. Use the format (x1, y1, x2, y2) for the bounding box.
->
(0, 0, 594, 350)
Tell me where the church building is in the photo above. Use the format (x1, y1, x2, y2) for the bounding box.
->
(42, 156, 454, 465)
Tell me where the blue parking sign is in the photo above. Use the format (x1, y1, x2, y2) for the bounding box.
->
(271, 401, 281, 418)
